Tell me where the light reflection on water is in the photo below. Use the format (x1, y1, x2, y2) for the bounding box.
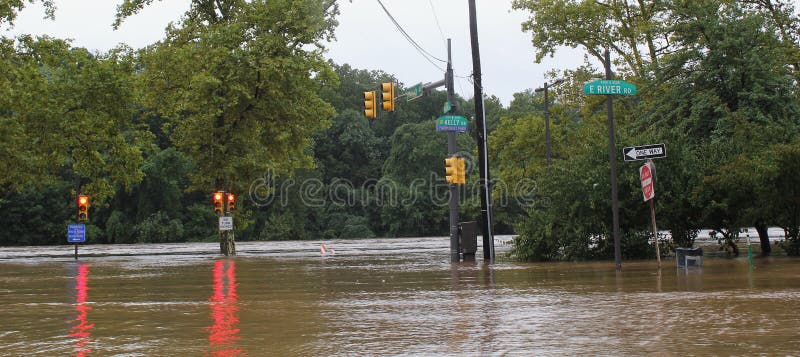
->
(68, 263, 93, 357)
(208, 259, 242, 356)
(0, 237, 798, 355)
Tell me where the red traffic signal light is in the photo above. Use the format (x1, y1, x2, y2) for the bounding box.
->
(77, 194, 89, 222)
(213, 191, 224, 217)
(227, 193, 235, 212)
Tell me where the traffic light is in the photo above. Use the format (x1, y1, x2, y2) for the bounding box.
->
(213, 191, 224, 217)
(364, 91, 377, 119)
(445, 157, 458, 184)
(77, 194, 89, 222)
(381, 82, 395, 112)
(456, 158, 466, 184)
(226, 193, 235, 212)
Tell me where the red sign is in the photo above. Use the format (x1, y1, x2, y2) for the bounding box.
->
(640, 163, 654, 201)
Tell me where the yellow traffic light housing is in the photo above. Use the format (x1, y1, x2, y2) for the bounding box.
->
(77, 194, 89, 222)
(456, 158, 466, 184)
(445, 157, 458, 184)
(445, 157, 466, 185)
(381, 82, 395, 112)
(364, 91, 377, 119)
(213, 191, 224, 217)
(226, 193, 235, 212)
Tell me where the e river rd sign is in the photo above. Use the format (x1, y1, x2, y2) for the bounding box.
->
(623, 144, 666, 161)
(584, 80, 637, 95)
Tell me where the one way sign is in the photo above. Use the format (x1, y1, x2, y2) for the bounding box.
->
(622, 144, 667, 161)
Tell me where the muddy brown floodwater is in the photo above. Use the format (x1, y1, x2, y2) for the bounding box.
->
(1, 237, 799, 356)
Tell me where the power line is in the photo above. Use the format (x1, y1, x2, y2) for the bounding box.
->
(376, 0, 446, 72)
(428, 0, 447, 44)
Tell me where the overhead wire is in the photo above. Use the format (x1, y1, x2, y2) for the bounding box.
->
(428, 0, 447, 45)
(376, 0, 446, 72)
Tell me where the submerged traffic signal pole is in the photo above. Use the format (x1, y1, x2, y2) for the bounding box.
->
(468, 0, 495, 262)
(418, 40, 461, 262)
(445, 39, 461, 263)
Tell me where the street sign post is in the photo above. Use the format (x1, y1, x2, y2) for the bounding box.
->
(436, 115, 468, 132)
(640, 160, 661, 267)
(584, 79, 637, 95)
(219, 216, 233, 231)
(68, 223, 86, 260)
(623, 143, 666, 161)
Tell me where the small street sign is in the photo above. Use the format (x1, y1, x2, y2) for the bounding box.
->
(443, 101, 452, 114)
(640, 163, 655, 201)
(67, 224, 86, 243)
(584, 79, 637, 95)
(405, 83, 423, 101)
(436, 115, 468, 132)
(219, 216, 234, 231)
(623, 143, 666, 161)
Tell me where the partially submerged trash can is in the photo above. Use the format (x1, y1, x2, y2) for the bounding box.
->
(459, 221, 478, 262)
(676, 247, 703, 268)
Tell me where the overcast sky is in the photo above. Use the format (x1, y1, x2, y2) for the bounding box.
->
(4, 0, 586, 106)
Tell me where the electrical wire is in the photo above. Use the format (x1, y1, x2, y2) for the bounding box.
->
(428, 0, 447, 44)
(376, 0, 446, 72)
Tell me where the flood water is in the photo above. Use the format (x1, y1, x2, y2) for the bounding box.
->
(1, 237, 799, 356)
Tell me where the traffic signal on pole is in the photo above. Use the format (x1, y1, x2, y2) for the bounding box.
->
(77, 194, 89, 222)
(226, 193, 235, 212)
(381, 82, 395, 112)
(445, 157, 458, 184)
(364, 91, 377, 119)
(456, 158, 466, 184)
(213, 191, 224, 217)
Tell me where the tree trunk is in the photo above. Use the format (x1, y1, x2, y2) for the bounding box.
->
(219, 229, 236, 256)
(754, 222, 771, 256)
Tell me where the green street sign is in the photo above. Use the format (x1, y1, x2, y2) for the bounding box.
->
(583, 79, 637, 95)
(443, 101, 452, 114)
(405, 83, 423, 100)
(437, 115, 468, 132)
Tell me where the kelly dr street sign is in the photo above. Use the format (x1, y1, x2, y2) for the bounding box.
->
(623, 143, 666, 161)
(584, 79, 637, 95)
(436, 115, 468, 132)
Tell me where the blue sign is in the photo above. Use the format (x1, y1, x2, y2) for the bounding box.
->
(436, 115, 468, 132)
(67, 224, 86, 243)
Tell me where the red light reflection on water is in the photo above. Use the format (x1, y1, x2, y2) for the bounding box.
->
(69, 263, 93, 357)
(207, 260, 242, 356)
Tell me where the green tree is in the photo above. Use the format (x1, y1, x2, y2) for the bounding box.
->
(1, 36, 148, 201)
(128, 0, 339, 192)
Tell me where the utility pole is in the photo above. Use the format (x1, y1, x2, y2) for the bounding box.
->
(467, 0, 494, 262)
(535, 79, 564, 169)
(604, 48, 622, 270)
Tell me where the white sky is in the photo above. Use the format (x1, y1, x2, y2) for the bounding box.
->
(4, 0, 586, 106)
